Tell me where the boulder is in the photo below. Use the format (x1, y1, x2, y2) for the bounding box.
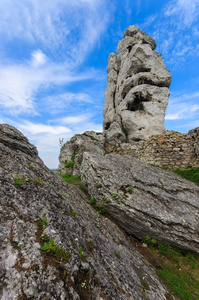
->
(58, 131, 105, 176)
(81, 152, 199, 253)
(103, 25, 172, 143)
(0, 124, 172, 299)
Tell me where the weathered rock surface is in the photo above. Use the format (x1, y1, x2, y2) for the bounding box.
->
(103, 25, 172, 144)
(0, 124, 172, 299)
(81, 152, 199, 253)
(0, 124, 38, 157)
(58, 131, 105, 176)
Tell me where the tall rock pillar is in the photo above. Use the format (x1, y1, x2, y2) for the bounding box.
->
(103, 25, 172, 144)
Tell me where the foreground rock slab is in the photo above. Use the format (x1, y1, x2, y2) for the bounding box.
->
(0, 124, 171, 299)
(81, 152, 199, 253)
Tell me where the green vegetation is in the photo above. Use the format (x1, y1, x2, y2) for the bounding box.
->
(89, 197, 106, 215)
(65, 148, 79, 168)
(13, 173, 23, 187)
(41, 237, 71, 263)
(150, 165, 199, 186)
(78, 246, 86, 260)
(141, 279, 150, 290)
(97, 205, 106, 215)
(60, 173, 80, 181)
(37, 216, 49, 230)
(111, 192, 119, 200)
(65, 160, 75, 168)
(59, 173, 89, 195)
(102, 196, 109, 203)
(141, 236, 199, 299)
(115, 251, 121, 259)
(71, 211, 77, 216)
(95, 274, 100, 285)
(95, 182, 102, 188)
(13, 173, 44, 187)
(90, 197, 96, 205)
(77, 183, 89, 194)
(121, 126, 128, 137)
(172, 166, 199, 186)
(126, 186, 133, 194)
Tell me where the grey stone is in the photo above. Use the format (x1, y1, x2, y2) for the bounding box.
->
(0, 124, 171, 299)
(0, 124, 38, 157)
(58, 131, 105, 176)
(81, 152, 199, 253)
(103, 25, 172, 143)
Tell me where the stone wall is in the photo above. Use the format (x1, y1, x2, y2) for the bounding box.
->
(105, 127, 199, 169)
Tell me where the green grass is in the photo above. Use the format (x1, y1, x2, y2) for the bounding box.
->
(157, 266, 199, 300)
(60, 174, 80, 182)
(150, 165, 199, 186)
(141, 236, 199, 299)
(172, 166, 199, 186)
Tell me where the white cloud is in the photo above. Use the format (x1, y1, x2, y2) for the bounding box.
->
(17, 121, 71, 136)
(57, 114, 93, 125)
(31, 50, 47, 67)
(0, 0, 110, 115)
(164, 0, 199, 27)
(139, 0, 199, 66)
(0, 61, 103, 115)
(165, 91, 199, 120)
(0, 0, 110, 63)
(8, 118, 102, 169)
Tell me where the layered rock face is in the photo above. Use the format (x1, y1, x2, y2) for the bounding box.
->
(103, 25, 172, 143)
(1, 124, 172, 299)
(81, 152, 199, 254)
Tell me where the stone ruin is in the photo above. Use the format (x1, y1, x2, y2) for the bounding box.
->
(103, 25, 172, 143)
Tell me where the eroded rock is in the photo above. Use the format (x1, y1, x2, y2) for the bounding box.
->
(81, 152, 199, 253)
(103, 25, 172, 144)
(58, 131, 105, 176)
(0, 124, 171, 299)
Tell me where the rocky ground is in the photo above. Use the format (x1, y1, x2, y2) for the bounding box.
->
(0, 124, 174, 299)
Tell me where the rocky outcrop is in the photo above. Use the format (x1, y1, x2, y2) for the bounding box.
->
(81, 152, 199, 253)
(0, 124, 38, 157)
(1, 124, 173, 299)
(58, 131, 105, 176)
(103, 25, 172, 144)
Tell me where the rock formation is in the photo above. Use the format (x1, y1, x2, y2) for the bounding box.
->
(103, 25, 171, 143)
(81, 152, 199, 253)
(0, 124, 172, 299)
(58, 131, 105, 176)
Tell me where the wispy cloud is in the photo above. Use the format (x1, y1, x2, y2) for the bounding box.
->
(55, 113, 93, 125)
(9, 118, 102, 168)
(164, 0, 199, 28)
(166, 91, 199, 120)
(0, 0, 110, 115)
(139, 0, 199, 66)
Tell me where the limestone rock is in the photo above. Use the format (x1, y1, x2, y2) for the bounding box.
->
(58, 131, 105, 176)
(103, 25, 172, 143)
(1, 124, 172, 299)
(0, 124, 38, 157)
(81, 152, 199, 253)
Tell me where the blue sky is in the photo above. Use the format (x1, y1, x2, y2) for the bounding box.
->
(0, 0, 199, 169)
